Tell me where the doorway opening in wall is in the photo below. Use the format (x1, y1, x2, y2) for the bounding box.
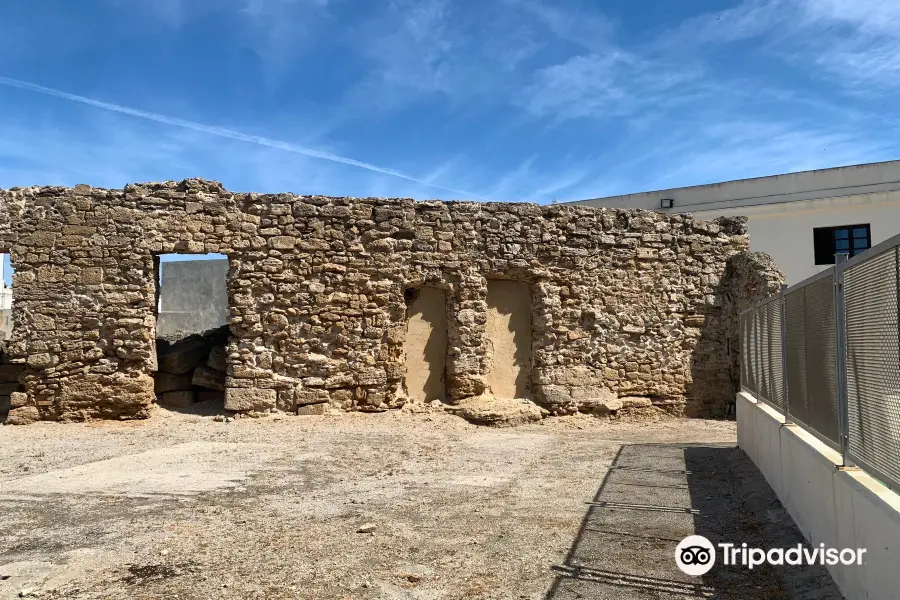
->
(152, 253, 230, 413)
(0, 252, 21, 421)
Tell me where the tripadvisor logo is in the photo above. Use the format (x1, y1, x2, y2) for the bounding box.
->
(675, 535, 867, 576)
(676, 536, 716, 576)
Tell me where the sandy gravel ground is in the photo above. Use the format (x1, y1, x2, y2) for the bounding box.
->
(0, 406, 841, 599)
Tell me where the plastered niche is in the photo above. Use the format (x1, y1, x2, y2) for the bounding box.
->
(485, 280, 532, 400)
(404, 287, 448, 402)
(0, 179, 783, 424)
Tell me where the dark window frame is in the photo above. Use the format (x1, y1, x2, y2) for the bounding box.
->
(813, 224, 871, 265)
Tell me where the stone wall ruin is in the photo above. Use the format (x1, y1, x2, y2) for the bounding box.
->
(0, 179, 782, 425)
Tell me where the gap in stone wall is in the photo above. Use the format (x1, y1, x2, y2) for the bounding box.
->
(403, 287, 448, 402)
(485, 280, 533, 400)
(153, 253, 230, 412)
(0, 252, 19, 420)
(0, 252, 12, 343)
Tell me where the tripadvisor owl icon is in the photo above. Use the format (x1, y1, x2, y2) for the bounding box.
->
(676, 535, 716, 576)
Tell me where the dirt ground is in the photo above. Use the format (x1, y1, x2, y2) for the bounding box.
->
(0, 405, 842, 599)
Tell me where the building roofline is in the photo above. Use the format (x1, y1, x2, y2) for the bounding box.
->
(568, 159, 900, 212)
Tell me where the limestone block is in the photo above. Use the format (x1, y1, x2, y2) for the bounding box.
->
(451, 395, 544, 427)
(295, 388, 330, 406)
(9, 392, 29, 409)
(620, 396, 653, 409)
(268, 236, 296, 249)
(225, 388, 277, 411)
(446, 374, 486, 401)
(207, 346, 227, 372)
(5, 406, 40, 425)
(297, 402, 326, 415)
(80, 267, 104, 284)
(161, 391, 195, 408)
(192, 365, 226, 391)
(537, 385, 575, 410)
(157, 338, 210, 375)
(154, 373, 192, 394)
(26, 353, 55, 368)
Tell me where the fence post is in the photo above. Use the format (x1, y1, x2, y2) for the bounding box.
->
(834, 253, 852, 467)
(780, 284, 790, 424)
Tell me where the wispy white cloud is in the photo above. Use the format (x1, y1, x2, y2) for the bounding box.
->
(796, 0, 900, 92)
(518, 51, 703, 121)
(562, 115, 899, 200)
(505, 0, 615, 52)
(3, 0, 900, 207)
(0, 76, 482, 198)
(662, 0, 900, 95)
(0, 108, 477, 201)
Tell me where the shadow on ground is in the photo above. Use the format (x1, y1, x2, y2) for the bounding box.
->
(545, 443, 843, 600)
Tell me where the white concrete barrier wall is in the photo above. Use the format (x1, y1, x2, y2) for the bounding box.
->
(736, 392, 900, 600)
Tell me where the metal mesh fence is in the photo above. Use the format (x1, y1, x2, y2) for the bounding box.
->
(755, 298, 784, 409)
(741, 236, 900, 492)
(784, 288, 809, 426)
(776, 276, 840, 446)
(803, 276, 840, 445)
(844, 247, 900, 490)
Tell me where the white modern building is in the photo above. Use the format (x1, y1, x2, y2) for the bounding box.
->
(570, 160, 900, 284)
(0, 258, 11, 340)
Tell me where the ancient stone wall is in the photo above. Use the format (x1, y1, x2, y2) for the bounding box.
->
(0, 179, 782, 424)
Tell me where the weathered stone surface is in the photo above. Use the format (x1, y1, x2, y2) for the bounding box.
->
(451, 395, 544, 427)
(620, 396, 654, 409)
(573, 387, 621, 414)
(297, 402, 327, 415)
(9, 391, 28, 409)
(225, 388, 277, 411)
(207, 346, 227, 372)
(160, 391, 195, 408)
(6, 406, 40, 425)
(0, 179, 782, 423)
(192, 365, 226, 391)
(295, 388, 330, 406)
(157, 339, 211, 375)
(589, 396, 623, 414)
(154, 373, 192, 394)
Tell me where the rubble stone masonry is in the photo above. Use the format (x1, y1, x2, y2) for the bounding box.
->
(0, 179, 782, 424)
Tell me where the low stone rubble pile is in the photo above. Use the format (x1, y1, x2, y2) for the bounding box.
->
(154, 326, 229, 409)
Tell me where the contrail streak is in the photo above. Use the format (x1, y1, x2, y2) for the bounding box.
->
(0, 75, 480, 198)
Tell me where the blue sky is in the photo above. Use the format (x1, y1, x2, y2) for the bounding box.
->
(1, 0, 900, 207)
